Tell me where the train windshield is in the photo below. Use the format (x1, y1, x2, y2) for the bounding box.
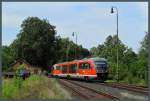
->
(94, 61, 107, 69)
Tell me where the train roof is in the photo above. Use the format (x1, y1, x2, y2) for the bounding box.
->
(82, 57, 107, 61)
(54, 60, 78, 65)
(53, 57, 107, 66)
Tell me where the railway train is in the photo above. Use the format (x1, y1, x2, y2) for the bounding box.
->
(51, 57, 108, 82)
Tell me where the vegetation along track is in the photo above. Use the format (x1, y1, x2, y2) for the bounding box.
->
(59, 79, 119, 100)
(97, 82, 148, 95)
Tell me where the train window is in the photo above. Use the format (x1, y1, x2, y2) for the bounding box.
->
(69, 64, 77, 73)
(62, 65, 68, 73)
(79, 63, 90, 69)
(56, 66, 60, 70)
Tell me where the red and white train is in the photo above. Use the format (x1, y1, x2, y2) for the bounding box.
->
(51, 57, 108, 82)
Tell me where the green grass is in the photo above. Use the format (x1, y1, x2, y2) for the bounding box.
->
(2, 75, 71, 100)
(106, 78, 147, 87)
(105, 80, 116, 83)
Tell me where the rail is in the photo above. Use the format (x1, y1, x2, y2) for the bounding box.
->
(59, 79, 119, 100)
(97, 82, 148, 95)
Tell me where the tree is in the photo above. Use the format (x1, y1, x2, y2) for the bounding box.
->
(134, 32, 149, 85)
(55, 37, 90, 62)
(90, 34, 136, 81)
(10, 17, 90, 71)
(90, 47, 98, 56)
(2, 46, 14, 71)
(140, 32, 148, 51)
(11, 17, 57, 69)
(90, 32, 148, 86)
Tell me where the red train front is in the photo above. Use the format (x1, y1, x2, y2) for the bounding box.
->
(51, 57, 108, 82)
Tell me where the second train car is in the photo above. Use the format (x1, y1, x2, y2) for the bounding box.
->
(51, 57, 108, 82)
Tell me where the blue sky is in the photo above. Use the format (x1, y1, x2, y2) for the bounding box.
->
(2, 2, 148, 53)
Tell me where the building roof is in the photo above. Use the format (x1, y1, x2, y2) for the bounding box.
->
(10, 58, 31, 66)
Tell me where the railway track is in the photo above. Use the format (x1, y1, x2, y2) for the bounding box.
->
(97, 82, 148, 95)
(111, 83, 148, 90)
(59, 79, 119, 100)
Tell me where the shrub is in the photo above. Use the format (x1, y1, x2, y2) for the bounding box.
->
(2, 75, 71, 99)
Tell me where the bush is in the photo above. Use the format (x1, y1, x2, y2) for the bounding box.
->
(2, 78, 23, 99)
(2, 75, 71, 99)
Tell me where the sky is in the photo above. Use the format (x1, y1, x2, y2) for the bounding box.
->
(2, 2, 148, 53)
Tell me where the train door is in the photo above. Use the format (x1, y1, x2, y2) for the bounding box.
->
(68, 63, 78, 78)
(68, 63, 78, 74)
(62, 65, 68, 74)
(78, 62, 91, 75)
(53, 65, 61, 75)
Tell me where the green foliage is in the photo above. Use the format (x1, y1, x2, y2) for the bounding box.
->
(54, 37, 90, 62)
(9, 17, 90, 70)
(90, 33, 148, 86)
(2, 77, 23, 99)
(2, 16, 148, 86)
(140, 32, 148, 51)
(2, 46, 14, 71)
(10, 17, 57, 69)
(17, 64, 26, 70)
(15, 64, 26, 76)
(2, 75, 71, 99)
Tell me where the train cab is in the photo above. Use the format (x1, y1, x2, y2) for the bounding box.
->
(92, 58, 108, 81)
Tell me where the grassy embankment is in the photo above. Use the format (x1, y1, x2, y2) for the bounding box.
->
(2, 75, 71, 99)
(105, 79, 147, 87)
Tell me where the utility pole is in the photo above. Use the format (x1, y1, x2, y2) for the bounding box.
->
(72, 32, 77, 59)
(66, 38, 70, 61)
(111, 6, 119, 82)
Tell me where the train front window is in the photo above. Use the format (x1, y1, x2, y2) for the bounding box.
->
(94, 61, 107, 69)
